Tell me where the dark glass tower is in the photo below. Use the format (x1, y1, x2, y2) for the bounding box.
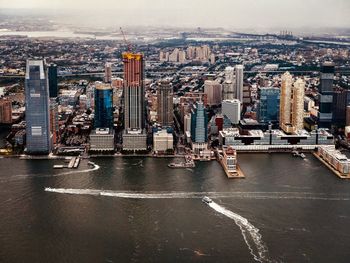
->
(25, 60, 51, 154)
(48, 64, 58, 98)
(318, 62, 334, 128)
(190, 101, 208, 143)
(94, 83, 113, 128)
(257, 87, 280, 124)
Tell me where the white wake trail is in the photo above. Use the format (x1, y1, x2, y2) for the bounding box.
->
(208, 201, 271, 263)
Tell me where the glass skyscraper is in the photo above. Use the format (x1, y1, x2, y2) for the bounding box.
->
(190, 101, 208, 143)
(257, 87, 280, 124)
(25, 60, 51, 154)
(318, 62, 334, 128)
(94, 82, 113, 128)
(48, 63, 58, 98)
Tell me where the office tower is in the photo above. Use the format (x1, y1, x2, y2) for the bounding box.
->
(184, 114, 191, 133)
(94, 82, 113, 128)
(332, 87, 350, 126)
(280, 72, 293, 132)
(49, 98, 59, 145)
(222, 99, 241, 125)
(48, 63, 58, 98)
(235, 65, 244, 102)
(291, 79, 305, 131)
(223, 66, 236, 100)
(190, 101, 208, 143)
(157, 81, 173, 127)
(0, 98, 12, 124)
(257, 87, 280, 124)
(122, 52, 147, 151)
(104, 62, 112, 83)
(25, 60, 51, 154)
(123, 53, 144, 129)
(318, 62, 335, 128)
(204, 80, 222, 106)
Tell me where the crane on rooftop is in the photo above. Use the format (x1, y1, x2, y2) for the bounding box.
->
(120, 27, 132, 52)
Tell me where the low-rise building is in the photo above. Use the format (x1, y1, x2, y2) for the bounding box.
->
(153, 130, 173, 153)
(90, 128, 114, 152)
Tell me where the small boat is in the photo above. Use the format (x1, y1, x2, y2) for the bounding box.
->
(202, 196, 212, 204)
(300, 153, 306, 159)
(53, 165, 64, 169)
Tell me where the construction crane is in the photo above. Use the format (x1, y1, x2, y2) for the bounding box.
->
(120, 27, 132, 52)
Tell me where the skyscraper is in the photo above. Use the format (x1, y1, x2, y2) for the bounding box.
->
(280, 72, 293, 132)
(318, 62, 335, 128)
(48, 63, 58, 98)
(122, 52, 147, 151)
(235, 65, 244, 102)
(257, 87, 280, 124)
(94, 82, 113, 128)
(291, 79, 305, 131)
(123, 53, 144, 130)
(104, 62, 112, 83)
(223, 66, 235, 100)
(25, 60, 51, 154)
(204, 80, 222, 106)
(190, 101, 208, 143)
(157, 81, 174, 127)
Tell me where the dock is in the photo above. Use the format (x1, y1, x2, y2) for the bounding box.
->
(54, 156, 81, 169)
(312, 152, 350, 179)
(218, 156, 245, 179)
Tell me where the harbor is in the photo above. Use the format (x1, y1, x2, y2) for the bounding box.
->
(168, 155, 195, 168)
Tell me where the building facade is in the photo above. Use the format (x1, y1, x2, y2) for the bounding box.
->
(222, 99, 241, 125)
(257, 87, 280, 124)
(25, 60, 51, 154)
(48, 63, 58, 98)
(0, 98, 12, 124)
(318, 62, 335, 128)
(157, 81, 173, 127)
(94, 82, 113, 128)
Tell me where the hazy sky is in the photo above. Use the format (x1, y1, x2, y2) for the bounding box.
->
(1, 0, 350, 29)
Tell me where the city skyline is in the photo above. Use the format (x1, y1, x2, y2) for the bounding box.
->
(1, 0, 350, 29)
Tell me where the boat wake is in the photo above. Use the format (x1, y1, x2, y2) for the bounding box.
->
(43, 188, 350, 201)
(208, 201, 271, 262)
(1, 162, 100, 183)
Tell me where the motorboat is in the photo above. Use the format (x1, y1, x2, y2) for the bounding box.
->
(202, 196, 212, 204)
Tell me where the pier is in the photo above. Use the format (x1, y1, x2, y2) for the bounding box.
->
(313, 150, 350, 179)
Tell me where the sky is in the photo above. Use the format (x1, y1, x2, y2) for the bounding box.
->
(1, 0, 350, 29)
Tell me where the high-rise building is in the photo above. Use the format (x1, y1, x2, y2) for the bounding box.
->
(122, 52, 147, 151)
(223, 66, 236, 100)
(318, 62, 335, 128)
(332, 87, 350, 126)
(123, 53, 145, 130)
(222, 99, 241, 125)
(48, 64, 58, 98)
(104, 62, 112, 83)
(25, 60, 51, 154)
(0, 98, 12, 124)
(190, 101, 208, 143)
(49, 98, 59, 145)
(204, 80, 222, 106)
(94, 82, 113, 128)
(157, 81, 173, 127)
(280, 72, 293, 132)
(291, 79, 305, 131)
(257, 87, 280, 124)
(235, 65, 244, 102)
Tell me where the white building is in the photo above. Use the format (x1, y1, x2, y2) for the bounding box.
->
(153, 130, 173, 152)
(90, 128, 114, 151)
(222, 99, 241, 124)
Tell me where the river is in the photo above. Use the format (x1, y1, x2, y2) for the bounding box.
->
(0, 153, 349, 262)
